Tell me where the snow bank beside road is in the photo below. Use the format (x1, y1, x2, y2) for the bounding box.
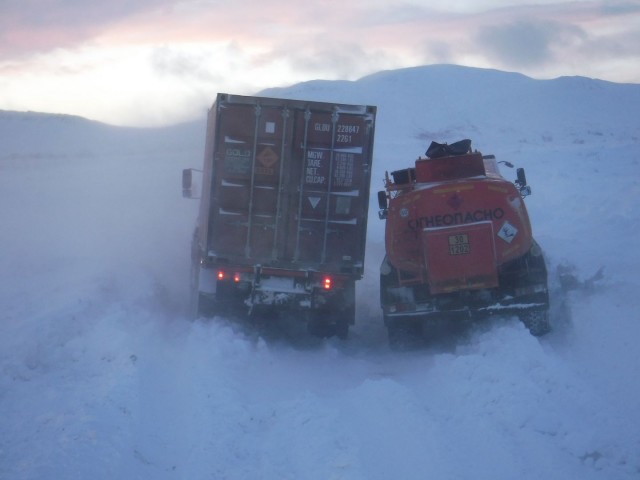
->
(3, 285, 637, 479)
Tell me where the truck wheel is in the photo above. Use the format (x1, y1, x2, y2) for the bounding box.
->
(334, 305, 354, 340)
(197, 293, 217, 318)
(335, 322, 349, 339)
(306, 311, 330, 338)
(387, 319, 423, 350)
(334, 316, 350, 340)
(306, 310, 350, 339)
(520, 310, 551, 336)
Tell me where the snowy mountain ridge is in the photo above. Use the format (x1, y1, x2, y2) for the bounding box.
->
(262, 65, 640, 145)
(2, 65, 638, 159)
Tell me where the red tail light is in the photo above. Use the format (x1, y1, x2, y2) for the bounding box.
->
(217, 270, 241, 282)
(323, 276, 332, 290)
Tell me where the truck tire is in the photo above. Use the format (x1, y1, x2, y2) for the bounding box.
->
(386, 317, 423, 350)
(520, 309, 551, 336)
(306, 309, 351, 339)
(307, 312, 331, 338)
(334, 305, 354, 340)
(197, 293, 217, 318)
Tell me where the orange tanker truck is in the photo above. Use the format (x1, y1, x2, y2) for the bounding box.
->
(377, 139, 550, 346)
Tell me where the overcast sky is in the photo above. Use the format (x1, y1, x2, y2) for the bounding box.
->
(1, 0, 638, 126)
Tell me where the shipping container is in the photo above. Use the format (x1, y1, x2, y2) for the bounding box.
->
(184, 93, 376, 337)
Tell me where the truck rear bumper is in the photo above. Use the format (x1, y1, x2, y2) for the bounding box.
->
(196, 264, 355, 314)
(382, 292, 549, 324)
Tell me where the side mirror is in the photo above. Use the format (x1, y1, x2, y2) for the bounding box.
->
(377, 191, 388, 219)
(515, 168, 531, 197)
(182, 168, 193, 198)
(377, 190, 388, 210)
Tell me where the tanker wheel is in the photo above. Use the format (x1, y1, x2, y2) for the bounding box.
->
(520, 310, 551, 336)
(386, 318, 423, 350)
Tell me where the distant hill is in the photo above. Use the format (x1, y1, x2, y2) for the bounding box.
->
(260, 64, 640, 148)
(2, 64, 638, 160)
(0, 110, 205, 159)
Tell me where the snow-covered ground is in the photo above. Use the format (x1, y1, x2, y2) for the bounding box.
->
(1, 65, 639, 479)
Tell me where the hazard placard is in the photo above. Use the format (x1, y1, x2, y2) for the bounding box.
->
(498, 221, 518, 244)
(256, 146, 279, 168)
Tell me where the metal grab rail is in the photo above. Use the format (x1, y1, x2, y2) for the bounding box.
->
(244, 103, 262, 259)
(271, 107, 289, 261)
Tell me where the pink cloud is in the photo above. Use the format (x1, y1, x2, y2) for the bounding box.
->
(0, 0, 175, 57)
(0, 0, 638, 87)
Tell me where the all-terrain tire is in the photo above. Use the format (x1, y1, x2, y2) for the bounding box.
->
(387, 318, 424, 350)
(520, 309, 551, 336)
(197, 293, 217, 318)
(307, 314, 350, 339)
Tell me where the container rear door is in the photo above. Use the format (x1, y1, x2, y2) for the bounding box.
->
(208, 95, 375, 275)
(210, 100, 289, 261)
(285, 107, 373, 273)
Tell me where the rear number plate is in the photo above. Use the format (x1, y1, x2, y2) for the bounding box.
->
(448, 234, 470, 255)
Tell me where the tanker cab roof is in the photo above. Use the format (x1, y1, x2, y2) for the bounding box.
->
(388, 152, 504, 189)
(415, 152, 490, 183)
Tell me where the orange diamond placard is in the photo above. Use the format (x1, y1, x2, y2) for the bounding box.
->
(256, 147, 279, 168)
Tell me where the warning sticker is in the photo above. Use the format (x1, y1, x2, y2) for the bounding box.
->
(498, 221, 518, 244)
(308, 196, 321, 209)
(257, 146, 279, 168)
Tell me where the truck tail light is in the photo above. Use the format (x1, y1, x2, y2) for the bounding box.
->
(217, 270, 242, 282)
(323, 276, 332, 290)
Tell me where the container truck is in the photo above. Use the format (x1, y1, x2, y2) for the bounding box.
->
(183, 93, 376, 338)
